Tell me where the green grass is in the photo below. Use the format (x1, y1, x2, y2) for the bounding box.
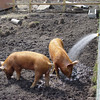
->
(92, 63, 97, 85)
(90, 62, 97, 97)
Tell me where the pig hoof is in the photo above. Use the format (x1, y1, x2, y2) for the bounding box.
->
(11, 76, 14, 78)
(16, 78, 20, 81)
(30, 85, 34, 88)
(45, 83, 49, 87)
(46, 85, 49, 88)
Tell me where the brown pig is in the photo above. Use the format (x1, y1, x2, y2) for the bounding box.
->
(49, 38, 78, 78)
(0, 51, 53, 88)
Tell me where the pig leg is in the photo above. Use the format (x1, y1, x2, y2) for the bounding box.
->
(30, 72, 42, 88)
(55, 64, 60, 78)
(15, 68, 22, 80)
(16, 71, 21, 80)
(50, 65, 55, 74)
(45, 71, 49, 86)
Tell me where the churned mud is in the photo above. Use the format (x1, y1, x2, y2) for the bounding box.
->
(0, 7, 98, 100)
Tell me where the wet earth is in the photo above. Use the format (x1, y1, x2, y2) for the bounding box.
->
(0, 6, 98, 100)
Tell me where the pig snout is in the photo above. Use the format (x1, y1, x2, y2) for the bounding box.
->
(5, 72, 12, 80)
(7, 75, 12, 80)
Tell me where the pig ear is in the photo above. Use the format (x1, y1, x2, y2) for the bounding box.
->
(72, 60, 79, 65)
(67, 63, 73, 68)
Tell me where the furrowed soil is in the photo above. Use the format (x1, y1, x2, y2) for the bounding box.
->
(0, 8, 98, 100)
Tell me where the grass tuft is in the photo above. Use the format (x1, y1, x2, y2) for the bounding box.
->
(92, 62, 97, 85)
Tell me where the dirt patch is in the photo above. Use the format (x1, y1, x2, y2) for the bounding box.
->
(0, 9, 98, 100)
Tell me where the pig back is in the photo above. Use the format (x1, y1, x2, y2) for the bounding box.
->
(6, 51, 51, 72)
(49, 39, 72, 65)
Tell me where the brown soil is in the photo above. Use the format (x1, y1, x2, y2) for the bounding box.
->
(0, 6, 98, 100)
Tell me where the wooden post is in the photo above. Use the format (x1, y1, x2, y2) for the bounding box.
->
(63, 0, 66, 12)
(29, 0, 32, 12)
(12, 0, 15, 11)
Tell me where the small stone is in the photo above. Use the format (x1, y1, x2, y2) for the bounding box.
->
(54, 20, 59, 25)
(10, 27, 14, 30)
(60, 19, 65, 24)
(29, 21, 39, 28)
(87, 97, 95, 100)
(24, 16, 28, 19)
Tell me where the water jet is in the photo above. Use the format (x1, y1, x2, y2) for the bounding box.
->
(68, 33, 98, 61)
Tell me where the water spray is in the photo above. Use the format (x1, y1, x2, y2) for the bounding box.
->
(68, 33, 97, 61)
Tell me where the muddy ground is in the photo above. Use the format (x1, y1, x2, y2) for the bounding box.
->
(0, 6, 98, 100)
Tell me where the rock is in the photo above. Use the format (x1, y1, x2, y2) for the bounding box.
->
(11, 19, 22, 25)
(24, 16, 28, 19)
(54, 20, 59, 25)
(17, 5, 29, 10)
(0, 30, 6, 36)
(29, 21, 39, 28)
(60, 18, 65, 24)
(5, 31, 11, 36)
(9, 27, 14, 30)
(87, 97, 95, 100)
(49, 5, 54, 9)
(32, 5, 38, 10)
(37, 5, 50, 11)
